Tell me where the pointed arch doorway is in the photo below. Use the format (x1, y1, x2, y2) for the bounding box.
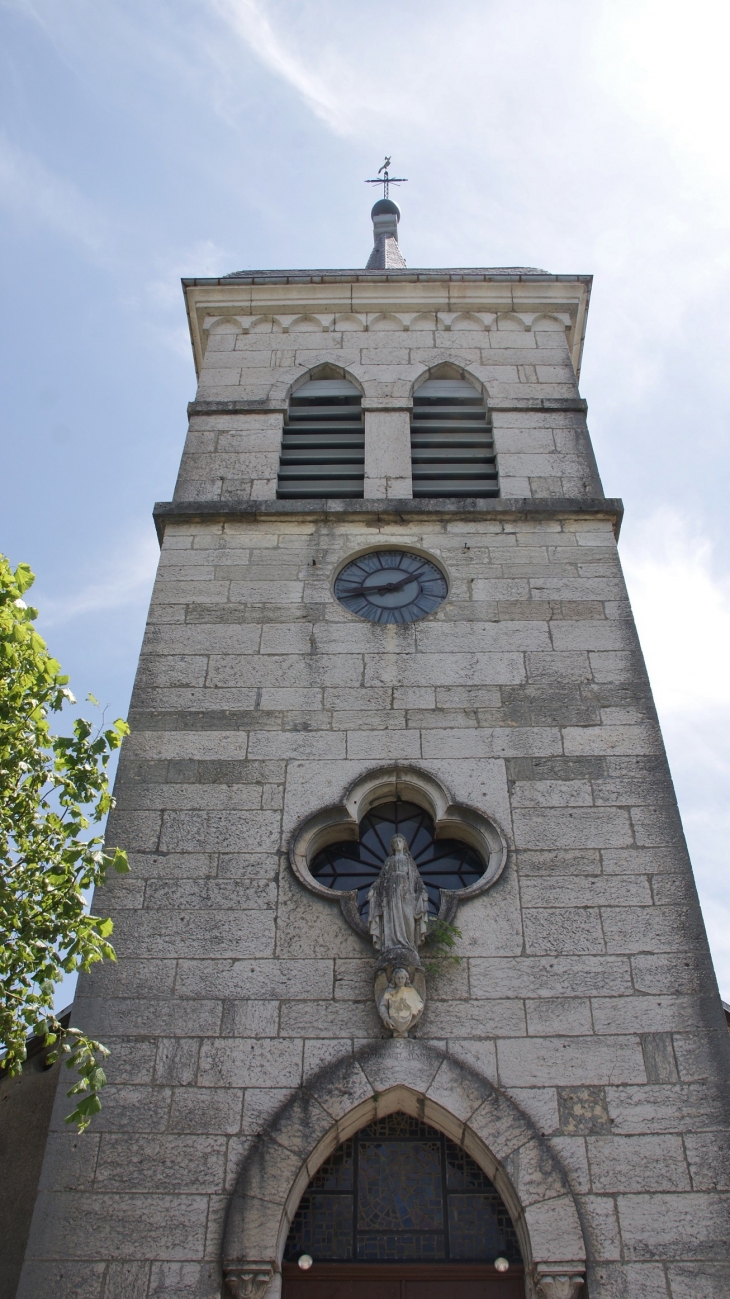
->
(281, 1113, 524, 1299)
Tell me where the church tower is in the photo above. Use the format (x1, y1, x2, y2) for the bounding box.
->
(19, 185, 730, 1299)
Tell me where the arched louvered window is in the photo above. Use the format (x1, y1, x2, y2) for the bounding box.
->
(410, 379, 498, 498)
(277, 379, 364, 499)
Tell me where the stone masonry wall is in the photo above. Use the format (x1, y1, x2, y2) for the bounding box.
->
(20, 508, 730, 1299)
(172, 310, 602, 503)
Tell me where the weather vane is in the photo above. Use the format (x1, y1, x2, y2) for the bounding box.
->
(365, 157, 408, 199)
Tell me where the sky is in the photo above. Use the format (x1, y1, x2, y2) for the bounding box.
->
(1, 0, 729, 999)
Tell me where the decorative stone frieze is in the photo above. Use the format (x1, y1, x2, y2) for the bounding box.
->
(224, 1262, 277, 1299)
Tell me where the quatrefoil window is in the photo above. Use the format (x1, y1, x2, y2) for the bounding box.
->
(288, 768, 508, 938)
(310, 799, 486, 920)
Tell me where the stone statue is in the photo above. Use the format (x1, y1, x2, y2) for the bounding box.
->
(367, 834, 429, 960)
(377, 967, 425, 1038)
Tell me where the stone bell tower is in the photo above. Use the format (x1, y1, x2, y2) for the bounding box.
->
(19, 186, 730, 1299)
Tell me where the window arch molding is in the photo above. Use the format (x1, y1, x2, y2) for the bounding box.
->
(408, 360, 487, 401)
(288, 766, 508, 936)
(221, 1040, 587, 1298)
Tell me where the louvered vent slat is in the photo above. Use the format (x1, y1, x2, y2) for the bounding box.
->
(277, 379, 364, 499)
(410, 379, 499, 498)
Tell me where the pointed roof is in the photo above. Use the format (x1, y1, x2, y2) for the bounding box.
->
(366, 198, 406, 270)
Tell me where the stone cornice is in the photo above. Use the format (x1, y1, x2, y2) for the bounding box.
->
(153, 495, 623, 544)
(185, 396, 589, 418)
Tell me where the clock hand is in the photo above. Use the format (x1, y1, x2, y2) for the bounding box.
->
(343, 574, 418, 597)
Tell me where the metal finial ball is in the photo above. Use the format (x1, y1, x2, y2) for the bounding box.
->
(494, 1257, 510, 1272)
(298, 1255, 313, 1270)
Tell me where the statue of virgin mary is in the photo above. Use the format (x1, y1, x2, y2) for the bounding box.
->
(367, 834, 430, 959)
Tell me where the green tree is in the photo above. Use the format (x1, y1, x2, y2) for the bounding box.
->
(0, 554, 129, 1131)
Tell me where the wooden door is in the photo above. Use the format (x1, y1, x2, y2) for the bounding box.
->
(282, 1262, 525, 1299)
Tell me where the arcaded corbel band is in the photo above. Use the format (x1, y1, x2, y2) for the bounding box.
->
(533, 1265, 586, 1299)
(224, 1262, 278, 1299)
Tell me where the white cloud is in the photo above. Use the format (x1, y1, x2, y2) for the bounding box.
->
(0, 132, 110, 258)
(621, 510, 730, 713)
(37, 527, 159, 626)
(621, 511, 730, 997)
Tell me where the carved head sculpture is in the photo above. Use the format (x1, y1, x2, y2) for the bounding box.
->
(390, 834, 409, 854)
(393, 967, 409, 988)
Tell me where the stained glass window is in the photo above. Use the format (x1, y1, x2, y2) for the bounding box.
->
(310, 799, 486, 918)
(284, 1113, 522, 1265)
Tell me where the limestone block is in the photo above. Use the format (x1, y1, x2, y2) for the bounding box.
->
(159, 811, 281, 854)
(247, 732, 346, 759)
(313, 622, 415, 654)
(503, 1135, 572, 1208)
(522, 1195, 586, 1263)
(240, 1088, 299, 1137)
(513, 807, 633, 850)
(684, 1131, 730, 1191)
(672, 1030, 730, 1083)
(150, 580, 231, 605)
(307, 1055, 373, 1122)
(356, 1039, 441, 1096)
(525, 652, 592, 683)
(364, 410, 412, 497)
(496, 1036, 646, 1087)
(365, 652, 526, 687)
(145, 879, 276, 910)
(198, 1039, 303, 1088)
(606, 1081, 726, 1135)
(424, 1055, 496, 1123)
(130, 786, 265, 812)
(105, 1262, 154, 1299)
(446, 1039, 498, 1085)
(591, 995, 708, 1035)
(26, 1189, 209, 1259)
(143, 625, 262, 655)
(37, 1130, 100, 1193)
(415, 620, 551, 653)
(601, 906, 707, 955)
(574, 1193, 621, 1258)
(616, 1191, 730, 1260)
(521, 877, 651, 910)
(630, 951, 718, 995)
(110, 909, 275, 960)
(16, 1262, 106, 1299)
(666, 1263, 728, 1299)
(346, 730, 422, 759)
(154, 1038, 200, 1086)
(260, 623, 314, 654)
(279, 1000, 380, 1038)
(469, 956, 632, 999)
(176, 958, 333, 1000)
(422, 999, 527, 1039)
(222, 1001, 281, 1037)
(75, 996, 222, 1039)
(523, 908, 604, 956)
(169, 1088, 244, 1135)
(421, 727, 562, 759)
(148, 1261, 221, 1298)
(433, 686, 500, 707)
(562, 725, 662, 757)
(512, 779, 593, 807)
(630, 803, 687, 847)
(94, 1134, 227, 1193)
(586, 1134, 690, 1194)
(207, 653, 362, 688)
(550, 623, 629, 652)
(526, 998, 593, 1037)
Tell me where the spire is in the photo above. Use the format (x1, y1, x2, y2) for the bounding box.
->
(366, 198, 407, 270)
(365, 158, 407, 270)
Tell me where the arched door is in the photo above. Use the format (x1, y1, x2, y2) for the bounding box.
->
(282, 1113, 524, 1299)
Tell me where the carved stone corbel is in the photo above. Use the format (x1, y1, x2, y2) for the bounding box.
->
(224, 1263, 276, 1299)
(534, 1266, 585, 1299)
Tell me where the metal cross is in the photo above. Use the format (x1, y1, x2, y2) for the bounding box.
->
(365, 157, 408, 199)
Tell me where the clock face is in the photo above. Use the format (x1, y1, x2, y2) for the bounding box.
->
(334, 550, 448, 624)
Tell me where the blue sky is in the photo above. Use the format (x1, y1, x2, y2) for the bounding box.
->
(2, 0, 730, 997)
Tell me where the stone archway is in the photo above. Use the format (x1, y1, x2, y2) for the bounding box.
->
(222, 1040, 586, 1299)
